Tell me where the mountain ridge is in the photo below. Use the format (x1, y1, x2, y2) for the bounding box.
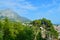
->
(0, 9, 30, 23)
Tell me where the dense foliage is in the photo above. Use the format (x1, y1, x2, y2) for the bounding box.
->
(0, 18, 58, 40)
(30, 18, 58, 40)
(0, 18, 34, 40)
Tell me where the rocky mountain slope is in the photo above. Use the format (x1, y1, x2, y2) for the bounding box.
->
(0, 9, 30, 23)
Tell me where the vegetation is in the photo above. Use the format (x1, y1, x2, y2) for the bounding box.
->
(30, 18, 58, 40)
(0, 17, 58, 40)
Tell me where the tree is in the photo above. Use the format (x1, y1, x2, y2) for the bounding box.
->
(0, 20, 4, 40)
(41, 18, 58, 39)
(15, 25, 34, 40)
(0, 17, 34, 40)
(30, 20, 41, 27)
(3, 17, 13, 40)
(30, 19, 44, 40)
(30, 18, 58, 40)
(0, 17, 58, 40)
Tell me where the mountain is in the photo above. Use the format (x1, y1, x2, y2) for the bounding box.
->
(0, 9, 30, 23)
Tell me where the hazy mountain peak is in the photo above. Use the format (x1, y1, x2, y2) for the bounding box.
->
(0, 9, 30, 23)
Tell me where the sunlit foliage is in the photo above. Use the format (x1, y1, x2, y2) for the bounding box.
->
(0, 17, 58, 40)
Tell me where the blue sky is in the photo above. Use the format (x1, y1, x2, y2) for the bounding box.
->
(0, 0, 60, 24)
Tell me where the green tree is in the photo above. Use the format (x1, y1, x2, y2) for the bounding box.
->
(30, 20, 41, 27)
(15, 25, 34, 40)
(41, 18, 58, 39)
(3, 18, 12, 40)
(30, 18, 58, 40)
(0, 20, 4, 40)
(0, 17, 58, 40)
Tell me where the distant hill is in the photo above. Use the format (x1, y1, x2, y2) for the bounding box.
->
(0, 9, 30, 23)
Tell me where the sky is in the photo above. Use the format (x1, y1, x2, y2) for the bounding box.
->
(0, 0, 60, 24)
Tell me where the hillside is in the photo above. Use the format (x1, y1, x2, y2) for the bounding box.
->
(0, 9, 30, 23)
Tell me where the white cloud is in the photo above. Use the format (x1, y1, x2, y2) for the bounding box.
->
(0, 0, 38, 14)
(0, 0, 37, 10)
